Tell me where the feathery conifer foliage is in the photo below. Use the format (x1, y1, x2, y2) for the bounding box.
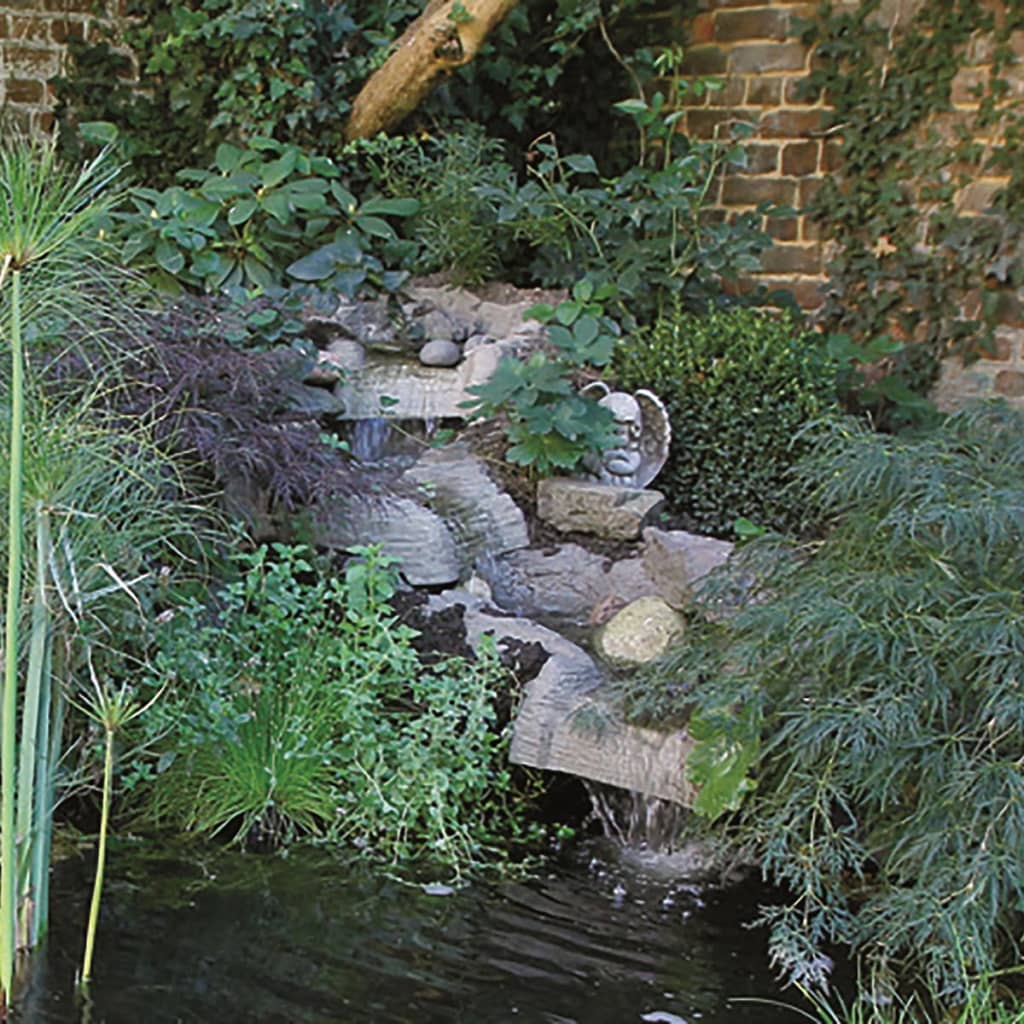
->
(629, 403, 1024, 994)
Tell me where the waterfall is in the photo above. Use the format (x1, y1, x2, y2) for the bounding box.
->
(348, 417, 392, 464)
(584, 781, 690, 854)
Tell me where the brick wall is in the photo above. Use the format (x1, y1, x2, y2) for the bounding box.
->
(3, 0, 1022, 407)
(678, 0, 1024, 408)
(0, 0, 120, 135)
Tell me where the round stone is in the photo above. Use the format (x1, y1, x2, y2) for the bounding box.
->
(419, 339, 462, 367)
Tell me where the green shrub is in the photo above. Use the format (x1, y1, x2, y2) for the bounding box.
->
(357, 127, 517, 285)
(114, 138, 418, 297)
(55, 0, 419, 186)
(630, 403, 1024, 993)
(130, 544, 533, 873)
(461, 279, 619, 476)
(613, 305, 839, 536)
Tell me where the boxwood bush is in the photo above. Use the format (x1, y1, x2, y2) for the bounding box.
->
(613, 306, 839, 536)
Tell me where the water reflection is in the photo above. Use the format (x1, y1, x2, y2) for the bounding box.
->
(21, 842, 797, 1023)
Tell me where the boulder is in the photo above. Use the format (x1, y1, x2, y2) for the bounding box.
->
(536, 478, 664, 540)
(641, 528, 734, 609)
(307, 295, 402, 352)
(594, 596, 686, 668)
(482, 544, 659, 626)
(403, 444, 529, 565)
(428, 590, 696, 805)
(313, 496, 460, 586)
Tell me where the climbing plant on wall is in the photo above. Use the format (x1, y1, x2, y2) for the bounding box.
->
(800, 0, 1024, 424)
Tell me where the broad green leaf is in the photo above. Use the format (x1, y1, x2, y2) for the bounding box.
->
(228, 197, 258, 226)
(154, 239, 185, 275)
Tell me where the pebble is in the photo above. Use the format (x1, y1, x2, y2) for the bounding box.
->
(418, 339, 462, 367)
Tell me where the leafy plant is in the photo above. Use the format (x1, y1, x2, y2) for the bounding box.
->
(132, 544, 534, 872)
(357, 126, 517, 284)
(461, 278, 619, 475)
(614, 305, 840, 536)
(114, 137, 418, 297)
(635, 403, 1024, 993)
(491, 54, 777, 323)
(798, 0, 1024, 421)
(54, 0, 421, 186)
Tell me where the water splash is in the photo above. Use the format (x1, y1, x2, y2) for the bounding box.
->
(584, 781, 690, 854)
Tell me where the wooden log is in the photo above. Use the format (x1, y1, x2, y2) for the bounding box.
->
(345, 0, 519, 141)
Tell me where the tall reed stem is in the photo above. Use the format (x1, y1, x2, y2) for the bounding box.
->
(1, 264, 24, 1003)
(80, 725, 113, 987)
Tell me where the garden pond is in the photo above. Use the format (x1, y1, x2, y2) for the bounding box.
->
(20, 838, 807, 1023)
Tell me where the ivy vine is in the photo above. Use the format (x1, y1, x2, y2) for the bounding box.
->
(799, 0, 1024, 423)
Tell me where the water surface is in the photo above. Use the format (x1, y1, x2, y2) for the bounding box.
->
(21, 841, 801, 1023)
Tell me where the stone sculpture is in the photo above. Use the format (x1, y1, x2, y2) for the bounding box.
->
(580, 382, 671, 489)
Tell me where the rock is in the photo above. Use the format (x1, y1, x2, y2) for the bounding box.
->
(641, 528, 734, 609)
(307, 296, 401, 352)
(403, 444, 529, 565)
(481, 543, 656, 626)
(426, 590, 696, 805)
(536, 478, 664, 540)
(594, 596, 686, 668)
(313, 496, 460, 586)
(418, 339, 462, 367)
(324, 338, 366, 371)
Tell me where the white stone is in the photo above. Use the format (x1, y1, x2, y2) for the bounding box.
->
(594, 596, 686, 668)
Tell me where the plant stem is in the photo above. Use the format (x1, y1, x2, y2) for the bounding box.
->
(1, 266, 24, 1004)
(80, 725, 113, 987)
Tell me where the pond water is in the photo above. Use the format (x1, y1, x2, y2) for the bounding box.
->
(20, 840, 804, 1024)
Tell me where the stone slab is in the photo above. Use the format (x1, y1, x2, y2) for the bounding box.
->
(537, 478, 665, 540)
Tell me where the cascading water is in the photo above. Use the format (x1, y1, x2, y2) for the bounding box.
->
(583, 781, 691, 854)
(348, 416, 393, 463)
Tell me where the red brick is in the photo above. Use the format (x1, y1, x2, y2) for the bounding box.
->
(994, 369, 1024, 396)
(822, 140, 844, 171)
(783, 75, 822, 105)
(758, 242, 824, 274)
(715, 8, 791, 42)
(7, 16, 51, 41)
(689, 12, 715, 44)
(736, 274, 827, 309)
(782, 140, 819, 175)
(705, 77, 746, 106)
(721, 176, 797, 206)
(799, 178, 824, 206)
(730, 41, 809, 74)
(733, 142, 780, 174)
(5, 78, 44, 103)
(746, 77, 782, 105)
(687, 107, 759, 139)
(50, 18, 87, 43)
(759, 109, 824, 138)
(767, 216, 799, 241)
(801, 214, 824, 241)
(685, 45, 728, 75)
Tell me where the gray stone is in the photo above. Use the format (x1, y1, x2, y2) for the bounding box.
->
(641, 528, 734, 609)
(324, 338, 366, 371)
(481, 543, 657, 626)
(426, 590, 696, 805)
(418, 339, 462, 367)
(536, 478, 664, 540)
(308, 296, 400, 351)
(579, 386, 672, 489)
(313, 496, 460, 586)
(594, 596, 686, 669)
(403, 444, 529, 565)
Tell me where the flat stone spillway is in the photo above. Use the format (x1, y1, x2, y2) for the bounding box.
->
(428, 591, 696, 807)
